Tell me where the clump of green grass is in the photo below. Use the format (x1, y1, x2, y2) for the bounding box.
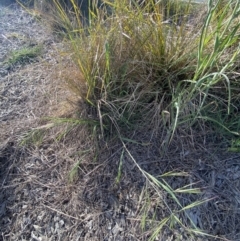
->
(6, 45, 42, 66)
(42, 0, 240, 239)
(57, 0, 203, 135)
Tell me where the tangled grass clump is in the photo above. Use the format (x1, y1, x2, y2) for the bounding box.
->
(52, 0, 240, 141)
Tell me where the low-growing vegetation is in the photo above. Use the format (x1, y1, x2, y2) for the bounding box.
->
(5, 45, 42, 66)
(19, 0, 240, 239)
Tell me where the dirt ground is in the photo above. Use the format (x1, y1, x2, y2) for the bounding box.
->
(1, 3, 240, 241)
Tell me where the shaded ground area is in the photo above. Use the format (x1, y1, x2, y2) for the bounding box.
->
(1, 3, 240, 241)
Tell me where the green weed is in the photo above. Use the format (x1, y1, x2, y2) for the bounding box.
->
(228, 138, 240, 152)
(6, 45, 42, 66)
(69, 159, 81, 183)
(115, 149, 124, 184)
(20, 124, 52, 147)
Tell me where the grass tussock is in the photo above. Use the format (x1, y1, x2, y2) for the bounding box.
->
(28, 0, 240, 239)
(50, 0, 240, 140)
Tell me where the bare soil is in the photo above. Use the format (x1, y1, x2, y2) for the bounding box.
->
(1, 3, 240, 241)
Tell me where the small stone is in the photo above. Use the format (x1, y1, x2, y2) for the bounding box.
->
(107, 223, 112, 230)
(33, 225, 41, 231)
(55, 222, 59, 230)
(59, 220, 64, 227)
(37, 215, 43, 221)
(112, 223, 123, 235)
(31, 231, 41, 241)
(86, 220, 93, 229)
